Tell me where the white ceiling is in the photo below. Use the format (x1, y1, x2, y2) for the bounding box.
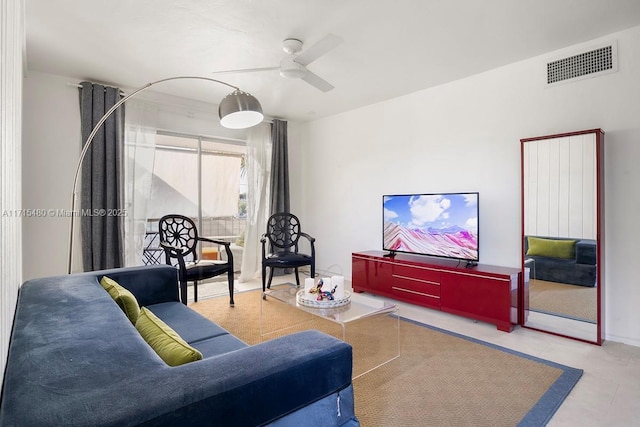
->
(25, 0, 640, 123)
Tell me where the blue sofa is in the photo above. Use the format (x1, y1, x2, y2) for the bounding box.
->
(0, 265, 359, 426)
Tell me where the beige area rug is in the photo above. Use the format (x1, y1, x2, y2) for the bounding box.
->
(529, 279, 597, 323)
(190, 287, 582, 427)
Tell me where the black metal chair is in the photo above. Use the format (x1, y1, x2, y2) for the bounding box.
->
(158, 214, 235, 306)
(261, 213, 315, 297)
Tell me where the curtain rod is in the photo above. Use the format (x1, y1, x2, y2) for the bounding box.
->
(67, 82, 274, 124)
(67, 82, 125, 95)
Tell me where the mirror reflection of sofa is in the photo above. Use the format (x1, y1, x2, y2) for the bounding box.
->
(524, 236, 596, 287)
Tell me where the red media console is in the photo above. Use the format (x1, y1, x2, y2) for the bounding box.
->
(352, 251, 521, 332)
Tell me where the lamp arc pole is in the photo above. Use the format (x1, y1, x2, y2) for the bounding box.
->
(67, 76, 262, 273)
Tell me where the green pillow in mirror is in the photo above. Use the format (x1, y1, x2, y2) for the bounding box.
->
(526, 236, 577, 259)
(100, 276, 140, 324)
(135, 307, 203, 366)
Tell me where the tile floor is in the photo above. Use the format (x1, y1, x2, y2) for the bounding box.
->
(190, 274, 640, 427)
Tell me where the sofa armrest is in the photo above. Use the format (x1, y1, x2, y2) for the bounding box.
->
(142, 330, 354, 427)
(575, 239, 597, 265)
(90, 265, 179, 306)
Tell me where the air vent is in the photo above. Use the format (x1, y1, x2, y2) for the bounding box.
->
(546, 42, 617, 86)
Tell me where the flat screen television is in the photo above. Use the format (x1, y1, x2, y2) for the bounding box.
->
(383, 192, 479, 263)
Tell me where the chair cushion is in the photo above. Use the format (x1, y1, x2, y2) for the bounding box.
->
(100, 276, 140, 324)
(265, 252, 312, 267)
(135, 307, 203, 366)
(184, 260, 231, 281)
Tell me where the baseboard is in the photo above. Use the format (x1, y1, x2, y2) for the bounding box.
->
(605, 333, 640, 348)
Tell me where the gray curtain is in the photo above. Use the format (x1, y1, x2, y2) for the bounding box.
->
(269, 119, 291, 275)
(270, 119, 290, 215)
(79, 82, 124, 271)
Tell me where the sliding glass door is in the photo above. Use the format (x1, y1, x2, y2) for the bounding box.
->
(140, 132, 246, 266)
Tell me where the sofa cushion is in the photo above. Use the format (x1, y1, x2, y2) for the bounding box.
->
(100, 276, 140, 324)
(147, 301, 235, 344)
(526, 236, 576, 259)
(191, 334, 248, 358)
(145, 302, 247, 358)
(136, 307, 203, 366)
(576, 239, 597, 265)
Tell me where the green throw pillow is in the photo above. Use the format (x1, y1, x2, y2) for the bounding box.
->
(526, 237, 577, 259)
(100, 276, 140, 325)
(135, 307, 203, 366)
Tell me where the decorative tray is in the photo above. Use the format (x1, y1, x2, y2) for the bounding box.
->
(296, 290, 351, 308)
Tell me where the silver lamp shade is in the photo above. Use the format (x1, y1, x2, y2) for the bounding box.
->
(219, 90, 264, 129)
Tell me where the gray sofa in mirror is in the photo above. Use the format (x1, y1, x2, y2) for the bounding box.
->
(524, 235, 596, 287)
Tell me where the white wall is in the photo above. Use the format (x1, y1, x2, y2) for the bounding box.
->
(291, 26, 640, 346)
(22, 73, 82, 279)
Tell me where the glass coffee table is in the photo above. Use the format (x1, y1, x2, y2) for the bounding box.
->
(261, 285, 400, 379)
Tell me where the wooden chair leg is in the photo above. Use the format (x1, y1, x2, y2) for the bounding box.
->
(228, 270, 235, 307)
(262, 264, 267, 299)
(267, 268, 275, 290)
(179, 279, 188, 305)
(194, 281, 198, 303)
(294, 269, 301, 287)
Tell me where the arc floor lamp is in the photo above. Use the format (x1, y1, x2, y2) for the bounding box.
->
(68, 76, 264, 273)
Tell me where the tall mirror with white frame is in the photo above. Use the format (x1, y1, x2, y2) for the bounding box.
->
(520, 129, 604, 345)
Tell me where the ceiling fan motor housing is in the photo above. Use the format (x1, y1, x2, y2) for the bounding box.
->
(282, 38, 303, 55)
(279, 56, 307, 79)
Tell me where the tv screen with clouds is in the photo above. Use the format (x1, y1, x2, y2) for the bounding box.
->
(383, 192, 479, 262)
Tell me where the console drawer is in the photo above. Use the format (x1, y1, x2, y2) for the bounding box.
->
(394, 264, 440, 283)
(392, 274, 441, 300)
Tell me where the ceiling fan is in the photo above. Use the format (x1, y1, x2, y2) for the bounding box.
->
(212, 34, 343, 92)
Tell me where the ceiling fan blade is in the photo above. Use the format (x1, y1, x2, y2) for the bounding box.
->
(302, 71, 334, 92)
(211, 66, 279, 75)
(295, 34, 343, 66)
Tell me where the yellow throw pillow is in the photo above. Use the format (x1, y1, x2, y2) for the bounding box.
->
(526, 237, 577, 259)
(135, 307, 203, 366)
(100, 276, 140, 325)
